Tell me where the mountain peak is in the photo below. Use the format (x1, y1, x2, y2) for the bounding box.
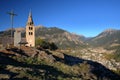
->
(89, 28, 120, 47)
(98, 29, 118, 37)
(103, 29, 117, 33)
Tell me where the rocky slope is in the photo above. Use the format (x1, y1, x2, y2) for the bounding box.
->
(67, 47, 120, 71)
(35, 26, 86, 49)
(0, 47, 120, 80)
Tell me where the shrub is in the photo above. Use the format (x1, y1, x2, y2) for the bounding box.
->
(36, 38, 58, 50)
(78, 61, 96, 80)
(49, 42, 58, 50)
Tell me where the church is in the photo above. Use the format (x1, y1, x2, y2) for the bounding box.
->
(14, 11, 35, 47)
(0, 11, 35, 48)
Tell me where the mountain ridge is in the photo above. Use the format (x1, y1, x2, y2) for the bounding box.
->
(0, 26, 120, 49)
(88, 29, 120, 48)
(0, 26, 86, 49)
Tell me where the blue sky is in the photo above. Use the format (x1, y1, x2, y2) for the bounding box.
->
(0, 0, 120, 37)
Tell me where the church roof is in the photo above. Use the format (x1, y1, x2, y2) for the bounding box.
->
(27, 11, 34, 25)
(19, 38, 28, 44)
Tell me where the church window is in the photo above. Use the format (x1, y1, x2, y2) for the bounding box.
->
(29, 32, 31, 35)
(29, 27, 31, 30)
(29, 27, 33, 30)
(31, 32, 33, 35)
(30, 22, 33, 25)
(31, 27, 33, 30)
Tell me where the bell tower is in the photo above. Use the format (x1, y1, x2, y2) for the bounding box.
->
(26, 11, 35, 47)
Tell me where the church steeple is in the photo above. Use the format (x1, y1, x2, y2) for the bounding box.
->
(26, 10, 35, 47)
(27, 11, 34, 25)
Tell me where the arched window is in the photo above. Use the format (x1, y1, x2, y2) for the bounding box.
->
(31, 27, 33, 30)
(29, 32, 31, 35)
(31, 32, 33, 35)
(29, 27, 31, 30)
(29, 27, 33, 30)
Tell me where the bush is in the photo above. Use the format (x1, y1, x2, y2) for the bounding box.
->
(36, 38, 49, 49)
(36, 38, 58, 50)
(78, 61, 96, 80)
(49, 42, 58, 50)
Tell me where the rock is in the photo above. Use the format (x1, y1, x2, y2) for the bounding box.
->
(0, 74, 10, 79)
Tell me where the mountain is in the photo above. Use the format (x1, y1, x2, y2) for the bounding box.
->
(0, 27, 25, 37)
(87, 29, 120, 48)
(35, 26, 86, 49)
(0, 26, 86, 49)
(1, 27, 120, 49)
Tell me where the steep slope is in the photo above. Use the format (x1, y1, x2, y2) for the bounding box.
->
(35, 26, 86, 49)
